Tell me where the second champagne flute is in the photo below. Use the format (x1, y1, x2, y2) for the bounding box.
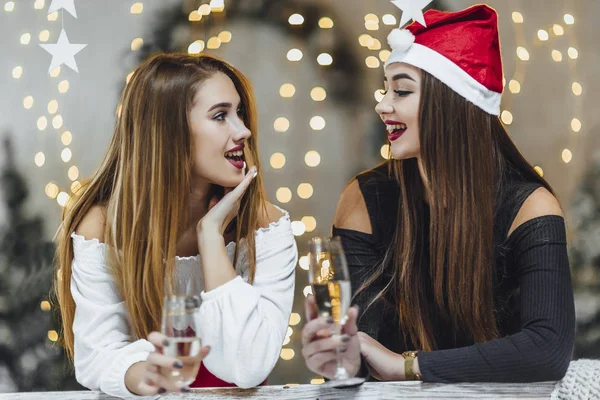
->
(161, 271, 202, 388)
(308, 236, 365, 388)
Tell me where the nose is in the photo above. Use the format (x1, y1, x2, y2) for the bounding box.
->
(232, 121, 251, 143)
(375, 94, 394, 115)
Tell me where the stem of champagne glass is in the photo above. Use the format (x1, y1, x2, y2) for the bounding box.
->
(332, 323, 349, 380)
(334, 341, 350, 380)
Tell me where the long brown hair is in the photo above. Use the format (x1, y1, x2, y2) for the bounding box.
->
(54, 53, 267, 360)
(359, 70, 553, 351)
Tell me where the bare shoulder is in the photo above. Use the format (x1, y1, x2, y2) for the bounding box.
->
(74, 205, 107, 242)
(333, 179, 372, 234)
(508, 187, 564, 237)
(259, 201, 286, 229)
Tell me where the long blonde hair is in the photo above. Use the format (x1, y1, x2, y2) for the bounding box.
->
(55, 53, 267, 360)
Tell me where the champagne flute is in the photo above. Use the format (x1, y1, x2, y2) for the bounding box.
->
(161, 271, 202, 387)
(307, 236, 365, 388)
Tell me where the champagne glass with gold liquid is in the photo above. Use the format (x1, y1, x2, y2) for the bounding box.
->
(308, 236, 365, 388)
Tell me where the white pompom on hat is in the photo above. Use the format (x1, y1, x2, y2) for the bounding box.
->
(384, 4, 504, 116)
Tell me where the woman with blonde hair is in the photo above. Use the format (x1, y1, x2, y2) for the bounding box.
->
(55, 53, 297, 398)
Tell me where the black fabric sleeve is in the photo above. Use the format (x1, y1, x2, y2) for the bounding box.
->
(418, 216, 575, 383)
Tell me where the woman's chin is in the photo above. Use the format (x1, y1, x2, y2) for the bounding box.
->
(390, 148, 419, 161)
(213, 173, 244, 189)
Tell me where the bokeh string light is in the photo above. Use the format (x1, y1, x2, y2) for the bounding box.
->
(271, 9, 337, 247)
(9, 1, 85, 209)
(10, 0, 86, 342)
(501, 4, 582, 174)
(269, 9, 342, 365)
(360, 10, 392, 160)
(6, 1, 146, 342)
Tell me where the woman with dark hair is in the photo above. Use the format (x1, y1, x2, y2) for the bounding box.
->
(55, 53, 297, 397)
(302, 4, 575, 383)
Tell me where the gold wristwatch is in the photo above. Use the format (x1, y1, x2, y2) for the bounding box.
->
(402, 350, 422, 381)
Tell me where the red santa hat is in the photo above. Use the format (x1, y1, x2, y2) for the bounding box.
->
(385, 4, 503, 116)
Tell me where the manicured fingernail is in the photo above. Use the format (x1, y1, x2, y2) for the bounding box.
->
(341, 335, 351, 342)
(253, 171, 258, 178)
(340, 347, 348, 353)
(162, 339, 170, 346)
(181, 387, 191, 393)
(326, 317, 334, 324)
(158, 388, 166, 394)
(173, 360, 183, 369)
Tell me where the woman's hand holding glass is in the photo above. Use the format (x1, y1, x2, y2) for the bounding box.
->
(301, 237, 365, 387)
(302, 294, 362, 380)
(126, 270, 210, 395)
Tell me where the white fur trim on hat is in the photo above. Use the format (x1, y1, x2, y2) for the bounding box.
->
(384, 42, 501, 115)
(387, 29, 415, 54)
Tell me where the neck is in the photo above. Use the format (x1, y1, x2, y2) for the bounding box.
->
(187, 176, 212, 225)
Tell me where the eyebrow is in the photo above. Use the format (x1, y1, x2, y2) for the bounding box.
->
(385, 73, 416, 82)
(207, 102, 232, 112)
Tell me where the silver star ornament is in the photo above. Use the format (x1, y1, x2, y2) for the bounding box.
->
(391, 0, 433, 28)
(47, 0, 78, 18)
(39, 29, 87, 74)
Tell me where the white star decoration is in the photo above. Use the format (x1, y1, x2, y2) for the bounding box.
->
(39, 29, 87, 73)
(391, 0, 433, 28)
(48, 0, 78, 18)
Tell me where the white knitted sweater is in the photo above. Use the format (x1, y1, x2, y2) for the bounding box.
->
(551, 359, 600, 400)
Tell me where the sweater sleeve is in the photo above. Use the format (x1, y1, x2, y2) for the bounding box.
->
(70, 233, 156, 400)
(196, 211, 297, 388)
(418, 216, 576, 383)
